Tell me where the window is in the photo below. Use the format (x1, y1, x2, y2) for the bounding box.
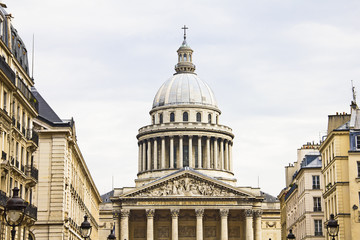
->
(184, 54, 187, 61)
(183, 112, 188, 122)
(357, 136, 360, 149)
(159, 113, 163, 124)
(170, 112, 175, 122)
(152, 115, 155, 124)
(208, 114, 212, 124)
(3, 90, 7, 112)
(312, 175, 320, 189)
(314, 197, 321, 212)
(314, 220, 323, 236)
(196, 112, 201, 122)
(357, 161, 360, 178)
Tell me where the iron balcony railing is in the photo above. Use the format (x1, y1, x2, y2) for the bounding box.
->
(31, 130, 38, 145)
(0, 56, 15, 85)
(16, 77, 38, 112)
(26, 165, 39, 181)
(314, 207, 322, 212)
(24, 202, 37, 220)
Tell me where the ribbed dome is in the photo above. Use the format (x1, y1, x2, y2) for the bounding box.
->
(152, 73, 218, 109)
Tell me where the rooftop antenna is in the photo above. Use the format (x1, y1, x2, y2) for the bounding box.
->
(112, 175, 114, 190)
(31, 34, 34, 79)
(258, 176, 260, 188)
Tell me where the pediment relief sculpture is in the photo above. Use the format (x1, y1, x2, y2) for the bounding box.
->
(127, 175, 249, 197)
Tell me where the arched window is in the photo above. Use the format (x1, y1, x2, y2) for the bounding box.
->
(170, 112, 175, 122)
(208, 114, 212, 124)
(183, 112, 188, 122)
(159, 113, 163, 124)
(196, 112, 201, 122)
(152, 115, 155, 124)
(184, 53, 187, 61)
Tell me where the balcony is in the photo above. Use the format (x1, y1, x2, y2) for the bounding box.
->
(314, 232, 323, 236)
(31, 130, 38, 146)
(16, 77, 38, 112)
(0, 56, 16, 85)
(314, 207, 322, 212)
(24, 202, 37, 220)
(26, 165, 38, 181)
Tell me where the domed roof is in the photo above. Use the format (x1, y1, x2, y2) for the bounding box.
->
(152, 73, 218, 109)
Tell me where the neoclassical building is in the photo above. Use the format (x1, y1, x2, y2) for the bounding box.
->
(99, 32, 280, 240)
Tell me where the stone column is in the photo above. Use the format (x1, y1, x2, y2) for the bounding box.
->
(138, 142, 142, 172)
(244, 209, 254, 240)
(170, 137, 174, 168)
(142, 141, 146, 171)
(113, 210, 121, 238)
(220, 139, 224, 170)
(153, 138, 158, 170)
(171, 209, 180, 240)
(198, 137, 202, 168)
(220, 209, 229, 240)
(147, 140, 152, 170)
(146, 209, 155, 240)
(254, 210, 262, 240)
(179, 136, 183, 168)
(195, 209, 204, 240)
(229, 142, 233, 172)
(120, 209, 130, 240)
(214, 138, 218, 169)
(161, 137, 165, 169)
(224, 140, 229, 170)
(189, 135, 193, 168)
(206, 137, 210, 168)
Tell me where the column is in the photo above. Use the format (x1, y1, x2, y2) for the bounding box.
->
(153, 138, 158, 170)
(220, 139, 224, 170)
(198, 137, 202, 168)
(206, 137, 210, 168)
(142, 141, 146, 171)
(214, 138, 218, 169)
(254, 210, 262, 240)
(220, 209, 229, 240)
(146, 209, 155, 240)
(147, 140, 152, 170)
(170, 137, 174, 168)
(244, 209, 254, 240)
(161, 137, 165, 168)
(224, 140, 229, 170)
(229, 142, 233, 172)
(138, 142, 142, 172)
(189, 136, 193, 168)
(195, 209, 204, 240)
(171, 209, 180, 240)
(120, 209, 130, 240)
(113, 210, 121, 238)
(179, 136, 183, 168)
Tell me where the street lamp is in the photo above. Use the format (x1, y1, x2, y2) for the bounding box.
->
(4, 187, 26, 240)
(287, 229, 295, 239)
(326, 214, 339, 240)
(80, 215, 92, 239)
(107, 229, 116, 240)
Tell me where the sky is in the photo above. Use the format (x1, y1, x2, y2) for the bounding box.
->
(6, 0, 360, 197)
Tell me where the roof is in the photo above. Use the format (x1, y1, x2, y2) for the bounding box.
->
(261, 191, 279, 202)
(152, 73, 218, 109)
(31, 87, 62, 123)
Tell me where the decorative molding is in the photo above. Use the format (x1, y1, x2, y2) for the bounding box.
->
(113, 210, 121, 218)
(146, 209, 155, 218)
(170, 209, 180, 218)
(195, 208, 204, 218)
(254, 209, 263, 217)
(219, 208, 229, 217)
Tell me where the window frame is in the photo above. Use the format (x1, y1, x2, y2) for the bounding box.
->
(312, 175, 320, 189)
(313, 197, 321, 212)
(183, 112, 188, 122)
(170, 112, 175, 122)
(314, 219, 323, 236)
(196, 112, 201, 122)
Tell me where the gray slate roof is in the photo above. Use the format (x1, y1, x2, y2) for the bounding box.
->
(31, 87, 63, 124)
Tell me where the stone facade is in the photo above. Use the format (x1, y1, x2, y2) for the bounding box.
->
(0, 4, 38, 240)
(99, 32, 280, 240)
(30, 97, 102, 240)
(279, 143, 325, 240)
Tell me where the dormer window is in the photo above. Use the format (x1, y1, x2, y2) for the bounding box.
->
(183, 112, 188, 122)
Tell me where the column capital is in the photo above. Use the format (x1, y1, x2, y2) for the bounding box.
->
(188, 135, 193, 138)
(120, 209, 131, 218)
(195, 208, 204, 218)
(171, 209, 180, 218)
(146, 209, 155, 218)
(254, 209, 263, 217)
(219, 208, 229, 218)
(113, 210, 121, 219)
(244, 209, 253, 218)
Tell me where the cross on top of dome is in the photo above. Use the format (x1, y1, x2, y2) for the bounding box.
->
(175, 25, 196, 74)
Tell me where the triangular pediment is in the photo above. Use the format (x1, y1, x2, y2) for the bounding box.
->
(122, 168, 256, 198)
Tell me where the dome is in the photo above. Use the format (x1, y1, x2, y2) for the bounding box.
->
(152, 73, 218, 109)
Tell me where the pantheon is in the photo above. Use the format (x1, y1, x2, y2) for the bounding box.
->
(99, 29, 280, 240)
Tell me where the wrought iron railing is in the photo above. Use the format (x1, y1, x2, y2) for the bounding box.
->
(31, 130, 38, 145)
(26, 165, 38, 181)
(24, 202, 37, 220)
(0, 56, 15, 85)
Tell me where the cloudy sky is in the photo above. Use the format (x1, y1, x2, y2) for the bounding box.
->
(6, 0, 360, 197)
